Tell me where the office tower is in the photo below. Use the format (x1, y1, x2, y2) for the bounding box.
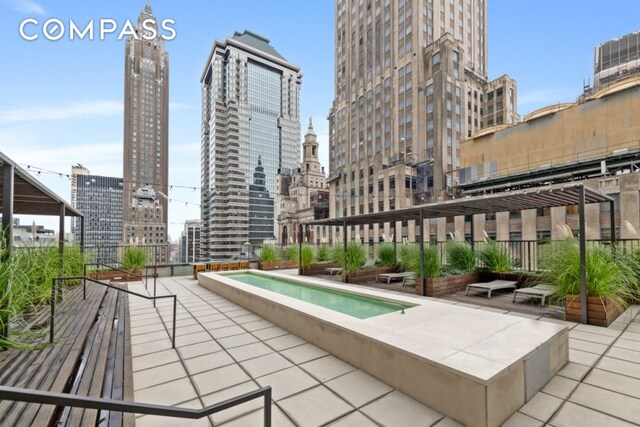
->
(594, 30, 640, 88)
(181, 220, 202, 263)
(122, 2, 169, 262)
(201, 30, 302, 259)
(70, 165, 123, 260)
(328, 0, 517, 243)
(275, 119, 330, 245)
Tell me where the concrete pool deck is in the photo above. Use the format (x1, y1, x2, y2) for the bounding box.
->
(199, 270, 568, 426)
(127, 275, 640, 427)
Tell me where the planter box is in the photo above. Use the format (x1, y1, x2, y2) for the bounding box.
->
(259, 260, 298, 271)
(300, 263, 340, 276)
(346, 266, 397, 284)
(420, 272, 480, 297)
(565, 295, 623, 327)
(90, 270, 140, 282)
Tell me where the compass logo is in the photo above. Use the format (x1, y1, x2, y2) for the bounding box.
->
(18, 18, 177, 41)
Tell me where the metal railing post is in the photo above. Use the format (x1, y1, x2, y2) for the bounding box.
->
(49, 278, 56, 343)
(153, 273, 157, 307)
(264, 388, 272, 427)
(172, 296, 177, 349)
(145, 266, 148, 290)
(82, 264, 87, 300)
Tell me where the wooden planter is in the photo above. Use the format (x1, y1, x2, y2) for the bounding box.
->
(258, 260, 298, 271)
(300, 263, 340, 276)
(420, 272, 480, 297)
(565, 295, 623, 327)
(90, 270, 140, 282)
(346, 266, 397, 284)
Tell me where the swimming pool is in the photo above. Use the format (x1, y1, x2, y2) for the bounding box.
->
(224, 272, 408, 319)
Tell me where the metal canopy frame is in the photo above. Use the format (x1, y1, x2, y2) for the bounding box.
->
(1, 151, 84, 341)
(303, 183, 616, 324)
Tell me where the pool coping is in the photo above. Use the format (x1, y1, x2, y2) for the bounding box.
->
(199, 270, 569, 426)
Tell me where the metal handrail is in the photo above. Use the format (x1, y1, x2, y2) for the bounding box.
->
(0, 385, 272, 425)
(50, 276, 177, 348)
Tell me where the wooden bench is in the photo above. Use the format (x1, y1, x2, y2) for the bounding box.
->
(0, 282, 134, 426)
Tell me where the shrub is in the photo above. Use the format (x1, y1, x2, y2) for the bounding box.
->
(477, 240, 511, 272)
(122, 246, 147, 271)
(377, 243, 396, 267)
(260, 245, 280, 263)
(315, 245, 330, 262)
(284, 245, 299, 262)
(330, 244, 345, 266)
(446, 241, 475, 273)
(345, 243, 366, 274)
(397, 244, 418, 273)
(541, 241, 634, 311)
(397, 244, 440, 278)
(301, 244, 314, 268)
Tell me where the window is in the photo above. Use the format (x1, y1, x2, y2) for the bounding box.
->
(433, 52, 440, 65)
(378, 180, 384, 191)
(389, 177, 396, 189)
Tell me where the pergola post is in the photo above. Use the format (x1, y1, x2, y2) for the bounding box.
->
(2, 162, 14, 342)
(298, 224, 303, 275)
(419, 209, 425, 296)
(609, 199, 616, 250)
(578, 186, 588, 324)
(469, 215, 475, 252)
(79, 216, 85, 255)
(343, 218, 347, 283)
(59, 202, 65, 276)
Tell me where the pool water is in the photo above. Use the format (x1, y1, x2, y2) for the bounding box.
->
(224, 272, 407, 319)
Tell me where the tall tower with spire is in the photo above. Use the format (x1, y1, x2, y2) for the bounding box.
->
(122, 1, 169, 262)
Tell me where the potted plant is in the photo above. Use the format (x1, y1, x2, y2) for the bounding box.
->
(259, 244, 297, 271)
(446, 240, 475, 273)
(541, 241, 633, 326)
(377, 243, 396, 267)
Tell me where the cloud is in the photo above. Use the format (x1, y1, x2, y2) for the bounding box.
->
(0, 100, 122, 126)
(3, 0, 46, 15)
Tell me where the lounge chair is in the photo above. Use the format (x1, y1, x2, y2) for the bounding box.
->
(324, 267, 343, 275)
(513, 284, 555, 306)
(465, 280, 517, 298)
(363, 259, 376, 268)
(376, 272, 415, 284)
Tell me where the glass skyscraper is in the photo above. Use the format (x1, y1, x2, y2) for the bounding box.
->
(200, 30, 301, 259)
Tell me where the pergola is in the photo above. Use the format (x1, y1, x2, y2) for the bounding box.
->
(1, 151, 84, 337)
(303, 183, 616, 324)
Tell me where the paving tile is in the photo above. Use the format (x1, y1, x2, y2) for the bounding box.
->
(131, 338, 173, 358)
(255, 366, 319, 401)
(210, 325, 245, 338)
(360, 390, 443, 427)
(201, 381, 263, 424)
(133, 361, 187, 391)
(227, 342, 273, 362)
(135, 400, 209, 427)
(626, 323, 640, 334)
(130, 316, 164, 328)
(175, 324, 206, 335)
(327, 411, 377, 426)
(183, 351, 235, 375)
(597, 356, 640, 380)
(584, 368, 640, 399)
(557, 362, 590, 381)
(202, 319, 237, 331)
(569, 338, 608, 355)
(278, 385, 353, 427)
(251, 326, 289, 341)
(175, 332, 211, 347)
(570, 383, 640, 424)
(620, 331, 640, 343)
(131, 330, 170, 345)
(605, 346, 640, 364)
(192, 364, 251, 396)
(542, 375, 579, 399)
(325, 369, 393, 408)
(130, 322, 167, 336)
(193, 313, 226, 323)
(569, 330, 617, 345)
(135, 377, 198, 406)
(550, 402, 634, 427)
(218, 333, 259, 349)
(280, 343, 329, 364)
(569, 348, 600, 367)
(300, 355, 356, 382)
(519, 391, 563, 422)
(264, 334, 306, 351)
(431, 417, 463, 426)
(239, 352, 292, 378)
(232, 314, 263, 324)
(177, 340, 222, 359)
(241, 319, 275, 332)
(502, 412, 543, 427)
(614, 338, 640, 352)
(573, 324, 622, 337)
(218, 403, 294, 427)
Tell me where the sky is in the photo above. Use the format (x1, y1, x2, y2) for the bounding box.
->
(1, 0, 639, 241)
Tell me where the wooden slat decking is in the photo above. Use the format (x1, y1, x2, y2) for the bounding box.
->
(0, 280, 134, 426)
